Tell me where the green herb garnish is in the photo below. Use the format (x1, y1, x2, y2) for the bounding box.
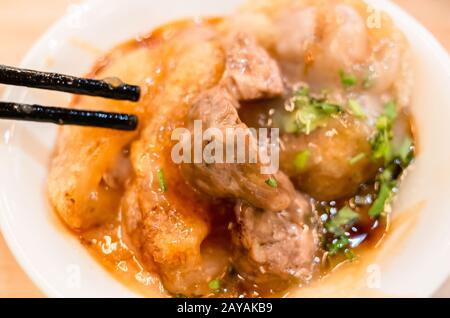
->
(371, 124, 392, 163)
(327, 235, 351, 256)
(296, 103, 340, 134)
(397, 137, 414, 164)
(339, 69, 357, 87)
(325, 206, 359, 257)
(294, 100, 341, 135)
(384, 101, 398, 121)
(369, 134, 414, 219)
(344, 248, 356, 261)
(325, 207, 360, 236)
(370, 101, 398, 164)
(294, 150, 311, 171)
(368, 183, 391, 218)
(265, 177, 278, 188)
(279, 87, 343, 135)
(208, 279, 221, 291)
(157, 168, 168, 193)
(368, 166, 397, 218)
(348, 99, 366, 119)
(349, 153, 366, 165)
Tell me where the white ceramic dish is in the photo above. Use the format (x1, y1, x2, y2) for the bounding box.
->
(1, 0, 449, 298)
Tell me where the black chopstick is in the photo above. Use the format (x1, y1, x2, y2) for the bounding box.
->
(0, 102, 138, 131)
(0, 64, 140, 102)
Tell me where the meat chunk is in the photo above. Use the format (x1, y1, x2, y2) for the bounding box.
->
(222, 33, 284, 101)
(280, 115, 380, 201)
(232, 192, 320, 287)
(180, 31, 297, 212)
(181, 87, 295, 212)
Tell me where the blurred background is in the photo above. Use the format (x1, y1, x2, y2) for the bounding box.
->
(0, 0, 449, 297)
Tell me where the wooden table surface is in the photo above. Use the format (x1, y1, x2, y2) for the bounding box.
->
(0, 0, 449, 298)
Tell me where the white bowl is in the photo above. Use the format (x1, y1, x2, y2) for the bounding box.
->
(1, 0, 449, 298)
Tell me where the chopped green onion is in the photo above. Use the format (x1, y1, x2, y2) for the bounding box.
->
(319, 102, 341, 114)
(324, 207, 361, 258)
(339, 69, 357, 87)
(265, 177, 278, 188)
(349, 153, 366, 165)
(368, 182, 392, 218)
(327, 235, 351, 256)
(371, 125, 392, 163)
(384, 101, 398, 121)
(294, 150, 311, 171)
(295, 102, 341, 135)
(344, 248, 356, 261)
(370, 101, 398, 164)
(348, 99, 366, 119)
(381, 167, 393, 182)
(334, 207, 360, 227)
(208, 279, 221, 291)
(281, 87, 344, 135)
(375, 115, 389, 130)
(157, 168, 168, 193)
(296, 105, 318, 135)
(326, 207, 360, 236)
(398, 137, 413, 164)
